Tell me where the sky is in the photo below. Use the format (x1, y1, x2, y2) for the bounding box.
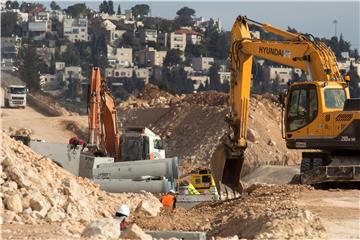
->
(48, 1, 360, 50)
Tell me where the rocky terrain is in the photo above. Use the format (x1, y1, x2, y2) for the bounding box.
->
(0, 132, 162, 238)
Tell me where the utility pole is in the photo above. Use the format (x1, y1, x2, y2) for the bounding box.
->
(333, 20, 338, 38)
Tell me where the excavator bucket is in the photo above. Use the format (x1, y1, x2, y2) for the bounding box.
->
(210, 142, 244, 194)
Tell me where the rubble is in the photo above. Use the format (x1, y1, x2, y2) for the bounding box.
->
(135, 185, 326, 239)
(0, 132, 162, 233)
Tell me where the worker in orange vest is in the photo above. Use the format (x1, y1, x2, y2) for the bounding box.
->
(161, 190, 177, 209)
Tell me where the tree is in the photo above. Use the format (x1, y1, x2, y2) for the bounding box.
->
(5, 0, 12, 9)
(176, 7, 195, 17)
(175, 6, 195, 27)
(164, 49, 183, 66)
(117, 4, 121, 15)
(121, 31, 141, 50)
(108, 0, 115, 15)
(66, 3, 90, 18)
(17, 46, 41, 92)
(60, 45, 81, 66)
(89, 18, 108, 68)
(185, 44, 208, 58)
(208, 64, 221, 91)
(11, 1, 19, 9)
(1, 12, 21, 37)
(272, 75, 281, 94)
(50, 1, 61, 10)
(99, 0, 108, 13)
(131, 4, 150, 19)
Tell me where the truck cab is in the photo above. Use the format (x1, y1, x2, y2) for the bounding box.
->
(5, 85, 27, 108)
(120, 127, 165, 161)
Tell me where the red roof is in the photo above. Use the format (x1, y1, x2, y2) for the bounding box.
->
(174, 29, 202, 36)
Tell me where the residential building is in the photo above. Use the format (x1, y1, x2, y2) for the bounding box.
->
(189, 75, 209, 90)
(157, 32, 168, 48)
(1, 37, 21, 59)
(107, 45, 133, 67)
(264, 66, 301, 85)
(169, 31, 186, 51)
(135, 68, 150, 83)
(40, 74, 57, 91)
(192, 57, 214, 72)
(103, 19, 117, 31)
(105, 67, 133, 79)
(137, 47, 167, 66)
(50, 10, 66, 22)
(218, 71, 230, 84)
(108, 29, 126, 45)
(63, 16, 88, 42)
(64, 66, 83, 81)
(138, 29, 157, 44)
(174, 28, 203, 45)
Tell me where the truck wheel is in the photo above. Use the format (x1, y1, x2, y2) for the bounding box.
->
(300, 157, 311, 174)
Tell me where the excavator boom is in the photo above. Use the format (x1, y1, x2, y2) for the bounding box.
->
(88, 67, 120, 160)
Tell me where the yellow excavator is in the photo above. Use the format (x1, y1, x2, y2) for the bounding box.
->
(211, 16, 360, 193)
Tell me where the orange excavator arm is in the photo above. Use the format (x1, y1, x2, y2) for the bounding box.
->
(88, 67, 120, 160)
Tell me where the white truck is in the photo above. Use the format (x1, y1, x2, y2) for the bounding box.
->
(5, 85, 27, 108)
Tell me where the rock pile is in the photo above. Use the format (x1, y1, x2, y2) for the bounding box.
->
(118, 85, 301, 176)
(119, 84, 184, 109)
(136, 184, 326, 239)
(0, 132, 161, 232)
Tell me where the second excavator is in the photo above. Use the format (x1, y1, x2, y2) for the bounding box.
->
(211, 16, 360, 194)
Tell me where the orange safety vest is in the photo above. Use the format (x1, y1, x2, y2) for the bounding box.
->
(161, 195, 174, 208)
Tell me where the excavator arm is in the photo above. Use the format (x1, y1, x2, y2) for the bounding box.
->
(211, 16, 345, 194)
(88, 67, 120, 160)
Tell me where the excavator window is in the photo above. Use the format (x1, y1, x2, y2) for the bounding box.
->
(324, 89, 346, 109)
(287, 86, 318, 132)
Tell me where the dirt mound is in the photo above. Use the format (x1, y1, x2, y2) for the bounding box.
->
(119, 84, 183, 109)
(135, 185, 326, 239)
(119, 89, 301, 176)
(183, 91, 227, 106)
(0, 132, 161, 234)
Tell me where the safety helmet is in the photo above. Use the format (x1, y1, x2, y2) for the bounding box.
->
(169, 189, 175, 194)
(116, 204, 130, 217)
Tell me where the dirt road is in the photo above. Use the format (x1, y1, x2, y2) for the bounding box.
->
(1, 106, 87, 143)
(297, 189, 360, 239)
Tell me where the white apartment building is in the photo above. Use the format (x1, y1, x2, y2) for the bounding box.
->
(169, 31, 186, 52)
(107, 45, 133, 67)
(63, 17, 88, 42)
(105, 67, 133, 78)
(138, 29, 158, 44)
(265, 66, 301, 85)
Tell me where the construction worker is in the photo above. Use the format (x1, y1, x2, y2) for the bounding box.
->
(161, 190, 177, 209)
(181, 180, 200, 195)
(68, 136, 86, 151)
(115, 204, 130, 231)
